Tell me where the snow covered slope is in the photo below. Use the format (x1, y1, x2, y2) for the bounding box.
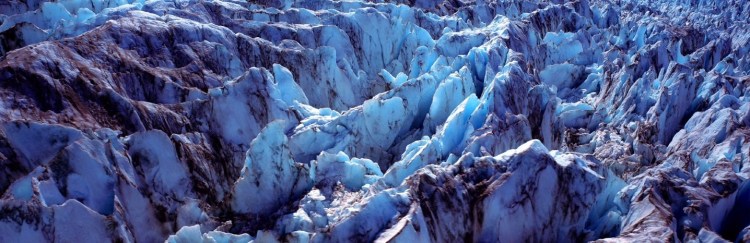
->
(1, 0, 749, 242)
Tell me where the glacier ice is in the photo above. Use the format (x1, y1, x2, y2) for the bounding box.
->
(231, 120, 311, 215)
(1, 0, 750, 242)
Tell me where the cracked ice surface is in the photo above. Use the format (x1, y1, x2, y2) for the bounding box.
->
(1, 0, 750, 242)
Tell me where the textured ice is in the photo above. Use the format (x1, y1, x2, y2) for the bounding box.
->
(231, 120, 311, 215)
(1, 0, 750, 242)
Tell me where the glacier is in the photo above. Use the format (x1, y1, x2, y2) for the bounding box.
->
(1, 0, 750, 242)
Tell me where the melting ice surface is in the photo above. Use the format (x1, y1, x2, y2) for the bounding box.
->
(1, 0, 750, 242)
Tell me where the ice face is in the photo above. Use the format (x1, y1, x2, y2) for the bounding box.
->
(231, 120, 311, 215)
(1, 0, 750, 242)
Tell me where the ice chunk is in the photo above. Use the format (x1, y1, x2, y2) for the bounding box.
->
(166, 225, 202, 243)
(232, 121, 312, 215)
(271, 64, 309, 107)
(125, 130, 192, 201)
(363, 96, 408, 147)
(428, 67, 476, 128)
(380, 70, 408, 88)
(2, 122, 82, 169)
(311, 151, 382, 190)
(168, 225, 254, 243)
(543, 31, 583, 63)
(381, 94, 483, 187)
(539, 63, 585, 92)
(53, 200, 113, 242)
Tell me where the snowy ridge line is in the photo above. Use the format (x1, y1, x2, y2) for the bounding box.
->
(1, 0, 750, 242)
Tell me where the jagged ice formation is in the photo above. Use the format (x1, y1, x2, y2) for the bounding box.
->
(1, 0, 750, 242)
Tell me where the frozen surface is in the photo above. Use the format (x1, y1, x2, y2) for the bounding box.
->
(1, 0, 750, 242)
